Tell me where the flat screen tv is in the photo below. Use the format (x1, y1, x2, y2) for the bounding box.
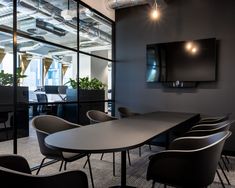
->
(146, 38, 217, 83)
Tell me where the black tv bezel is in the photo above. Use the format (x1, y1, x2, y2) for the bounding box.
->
(146, 38, 217, 83)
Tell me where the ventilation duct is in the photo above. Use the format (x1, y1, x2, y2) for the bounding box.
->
(107, 0, 149, 9)
(36, 19, 68, 37)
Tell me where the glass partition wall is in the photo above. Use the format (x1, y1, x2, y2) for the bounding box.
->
(0, 0, 114, 168)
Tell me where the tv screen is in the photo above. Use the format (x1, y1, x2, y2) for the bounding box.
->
(146, 38, 217, 82)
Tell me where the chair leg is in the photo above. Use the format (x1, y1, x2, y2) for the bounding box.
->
(83, 154, 91, 169)
(59, 160, 64, 171)
(151, 181, 155, 188)
(87, 155, 94, 188)
(216, 169, 225, 188)
(4, 122, 8, 139)
(219, 162, 231, 185)
(164, 184, 167, 188)
(113, 152, 115, 176)
(127, 150, 131, 166)
(221, 156, 229, 172)
(139, 147, 141, 157)
(100, 153, 104, 160)
(64, 161, 67, 171)
(149, 144, 152, 151)
(36, 157, 47, 175)
(225, 155, 230, 164)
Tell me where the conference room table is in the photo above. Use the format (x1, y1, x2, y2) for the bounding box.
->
(45, 111, 200, 187)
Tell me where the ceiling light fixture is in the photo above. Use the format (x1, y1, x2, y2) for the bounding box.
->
(151, 0, 160, 20)
(61, 0, 77, 21)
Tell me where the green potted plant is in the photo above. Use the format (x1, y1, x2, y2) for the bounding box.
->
(0, 67, 27, 86)
(64, 76, 106, 125)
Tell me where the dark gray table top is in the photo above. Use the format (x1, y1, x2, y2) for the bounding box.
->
(45, 111, 199, 153)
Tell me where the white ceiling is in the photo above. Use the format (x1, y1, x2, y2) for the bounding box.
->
(81, 0, 115, 21)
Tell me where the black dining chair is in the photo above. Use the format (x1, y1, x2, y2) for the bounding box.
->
(118, 106, 150, 158)
(0, 154, 89, 188)
(184, 120, 233, 188)
(86, 110, 119, 176)
(31, 115, 94, 188)
(146, 131, 231, 188)
(118, 107, 140, 118)
(196, 114, 230, 125)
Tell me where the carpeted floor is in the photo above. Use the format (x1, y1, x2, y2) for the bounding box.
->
(0, 124, 235, 188)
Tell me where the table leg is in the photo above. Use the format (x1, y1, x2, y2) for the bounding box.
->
(121, 150, 126, 186)
(110, 150, 135, 188)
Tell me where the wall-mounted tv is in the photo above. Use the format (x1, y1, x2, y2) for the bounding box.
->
(146, 38, 217, 83)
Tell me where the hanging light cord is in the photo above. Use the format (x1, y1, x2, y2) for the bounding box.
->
(154, 0, 158, 11)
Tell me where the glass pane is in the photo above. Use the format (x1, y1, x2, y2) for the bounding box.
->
(0, 1, 13, 30)
(17, 0, 77, 49)
(79, 4, 112, 60)
(78, 53, 113, 125)
(0, 31, 13, 152)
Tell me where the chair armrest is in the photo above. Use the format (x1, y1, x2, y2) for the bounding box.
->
(169, 136, 213, 150)
(0, 154, 31, 174)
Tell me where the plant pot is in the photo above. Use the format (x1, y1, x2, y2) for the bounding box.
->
(64, 89, 105, 125)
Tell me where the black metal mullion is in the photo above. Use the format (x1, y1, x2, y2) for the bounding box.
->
(16, 31, 77, 53)
(111, 21, 116, 116)
(77, 1, 80, 124)
(79, 50, 114, 62)
(13, 0, 17, 154)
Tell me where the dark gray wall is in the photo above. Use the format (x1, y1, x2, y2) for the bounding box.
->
(115, 0, 235, 117)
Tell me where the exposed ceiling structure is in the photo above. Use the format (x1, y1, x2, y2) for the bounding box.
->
(0, 0, 112, 59)
(106, 0, 168, 10)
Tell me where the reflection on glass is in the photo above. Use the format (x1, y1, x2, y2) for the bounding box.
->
(146, 47, 160, 82)
(78, 53, 112, 123)
(79, 4, 112, 59)
(15, 0, 77, 49)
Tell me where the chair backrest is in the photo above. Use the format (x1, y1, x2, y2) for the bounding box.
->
(197, 114, 230, 124)
(0, 154, 89, 188)
(58, 86, 68, 101)
(147, 131, 231, 187)
(0, 154, 31, 174)
(86, 110, 117, 124)
(57, 86, 68, 95)
(36, 93, 48, 103)
(118, 106, 139, 118)
(31, 115, 79, 158)
(185, 120, 232, 137)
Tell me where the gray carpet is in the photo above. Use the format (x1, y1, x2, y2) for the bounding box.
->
(31, 145, 235, 188)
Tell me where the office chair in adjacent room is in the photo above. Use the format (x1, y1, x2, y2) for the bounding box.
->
(36, 93, 53, 115)
(146, 131, 231, 188)
(57, 85, 68, 101)
(31, 115, 94, 188)
(0, 154, 89, 188)
(0, 112, 9, 139)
